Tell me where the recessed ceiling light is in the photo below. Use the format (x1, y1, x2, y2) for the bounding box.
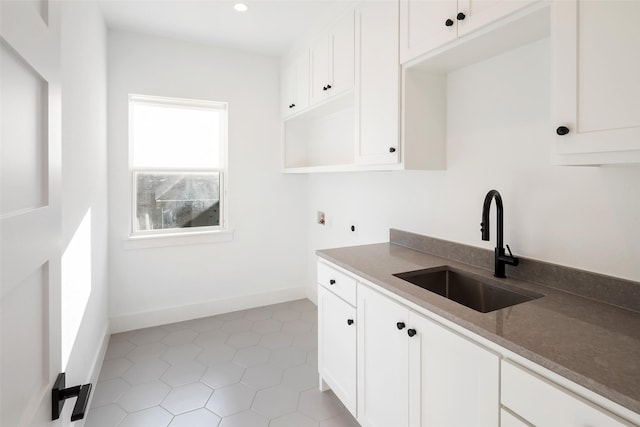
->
(234, 3, 248, 12)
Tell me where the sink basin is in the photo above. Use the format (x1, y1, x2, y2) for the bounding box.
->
(393, 268, 543, 313)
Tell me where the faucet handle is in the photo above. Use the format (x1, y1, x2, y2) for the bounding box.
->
(504, 244, 520, 266)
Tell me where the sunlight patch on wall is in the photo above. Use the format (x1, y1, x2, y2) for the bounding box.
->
(61, 208, 92, 369)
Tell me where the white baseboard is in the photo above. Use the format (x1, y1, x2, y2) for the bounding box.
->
(75, 323, 110, 426)
(110, 286, 310, 333)
(306, 284, 318, 305)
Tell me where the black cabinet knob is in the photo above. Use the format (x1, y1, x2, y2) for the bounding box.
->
(291, 104, 295, 108)
(445, 19, 454, 27)
(556, 126, 570, 136)
(329, 279, 336, 285)
(389, 147, 396, 153)
(347, 319, 354, 326)
(396, 322, 406, 330)
(327, 84, 332, 89)
(457, 12, 466, 20)
(407, 328, 417, 337)
(323, 86, 328, 91)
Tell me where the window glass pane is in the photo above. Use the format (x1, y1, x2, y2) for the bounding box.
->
(132, 102, 221, 168)
(135, 172, 220, 231)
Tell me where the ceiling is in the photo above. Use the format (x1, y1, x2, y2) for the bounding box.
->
(98, 0, 354, 57)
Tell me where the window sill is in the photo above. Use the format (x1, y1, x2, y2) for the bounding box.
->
(123, 229, 234, 250)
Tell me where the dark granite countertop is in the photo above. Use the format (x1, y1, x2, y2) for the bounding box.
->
(316, 241, 640, 416)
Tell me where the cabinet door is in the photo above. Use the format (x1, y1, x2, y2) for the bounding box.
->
(409, 311, 500, 427)
(357, 284, 409, 427)
(294, 51, 310, 112)
(329, 10, 355, 97)
(457, 0, 535, 37)
(318, 287, 357, 417)
(310, 35, 330, 105)
(502, 360, 628, 426)
(552, 0, 640, 163)
(281, 61, 296, 118)
(400, 0, 457, 64)
(356, 1, 400, 165)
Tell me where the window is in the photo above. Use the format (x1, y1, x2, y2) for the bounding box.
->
(129, 95, 228, 237)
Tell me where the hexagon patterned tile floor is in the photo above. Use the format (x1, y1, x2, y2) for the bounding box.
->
(85, 299, 359, 427)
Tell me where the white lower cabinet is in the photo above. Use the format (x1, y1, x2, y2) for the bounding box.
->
(356, 282, 499, 427)
(318, 285, 357, 417)
(409, 310, 499, 426)
(318, 260, 638, 427)
(357, 282, 410, 427)
(500, 408, 531, 427)
(501, 360, 628, 426)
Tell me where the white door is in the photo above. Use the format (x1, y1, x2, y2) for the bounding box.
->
(328, 9, 354, 97)
(1, 1, 63, 426)
(552, 0, 640, 158)
(399, 0, 458, 63)
(457, 0, 534, 37)
(318, 286, 357, 417)
(310, 34, 329, 105)
(356, 1, 400, 166)
(357, 284, 409, 427)
(408, 311, 500, 426)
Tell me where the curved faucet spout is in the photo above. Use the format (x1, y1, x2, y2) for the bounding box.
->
(480, 189, 518, 278)
(481, 190, 503, 248)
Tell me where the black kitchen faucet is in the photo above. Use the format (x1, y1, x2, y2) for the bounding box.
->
(481, 189, 519, 278)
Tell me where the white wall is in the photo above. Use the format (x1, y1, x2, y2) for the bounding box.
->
(107, 31, 308, 331)
(60, 0, 110, 416)
(307, 38, 640, 291)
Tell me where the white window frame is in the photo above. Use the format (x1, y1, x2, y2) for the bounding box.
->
(125, 94, 232, 249)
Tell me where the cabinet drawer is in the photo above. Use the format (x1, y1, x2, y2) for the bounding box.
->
(501, 360, 627, 426)
(317, 261, 357, 306)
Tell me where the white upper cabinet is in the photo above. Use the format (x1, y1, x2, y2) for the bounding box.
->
(310, 10, 355, 105)
(281, 50, 310, 119)
(552, 0, 640, 165)
(400, 0, 458, 63)
(355, 1, 401, 166)
(400, 0, 536, 64)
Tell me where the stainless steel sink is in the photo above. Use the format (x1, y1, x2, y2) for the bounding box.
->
(393, 268, 543, 313)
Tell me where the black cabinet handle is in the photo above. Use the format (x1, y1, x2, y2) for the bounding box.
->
(556, 126, 570, 136)
(291, 104, 295, 108)
(445, 19, 454, 27)
(389, 147, 396, 153)
(407, 328, 417, 337)
(323, 86, 328, 91)
(396, 322, 406, 330)
(329, 279, 336, 285)
(347, 319, 354, 325)
(327, 84, 332, 89)
(457, 12, 466, 20)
